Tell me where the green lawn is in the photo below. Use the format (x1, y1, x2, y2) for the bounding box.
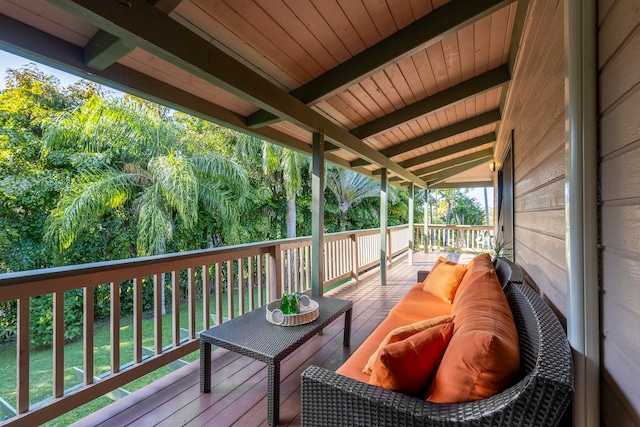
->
(0, 289, 266, 426)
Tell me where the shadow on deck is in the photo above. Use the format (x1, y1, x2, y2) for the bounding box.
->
(71, 252, 472, 427)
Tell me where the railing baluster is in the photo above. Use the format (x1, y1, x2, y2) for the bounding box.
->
(188, 267, 196, 339)
(111, 282, 121, 370)
(53, 291, 64, 398)
(238, 257, 245, 315)
(17, 297, 29, 413)
(154, 274, 162, 354)
(203, 264, 210, 329)
(227, 260, 234, 319)
(215, 263, 223, 325)
(257, 255, 264, 306)
(248, 256, 255, 311)
(172, 271, 180, 347)
(84, 286, 94, 385)
(134, 277, 143, 363)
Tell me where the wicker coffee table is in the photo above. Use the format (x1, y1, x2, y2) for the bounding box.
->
(199, 295, 352, 426)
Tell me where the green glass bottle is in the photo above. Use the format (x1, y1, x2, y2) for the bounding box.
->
(288, 293, 299, 314)
(280, 292, 290, 314)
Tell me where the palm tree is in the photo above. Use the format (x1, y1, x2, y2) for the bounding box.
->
(326, 165, 395, 231)
(261, 144, 307, 238)
(44, 95, 248, 257)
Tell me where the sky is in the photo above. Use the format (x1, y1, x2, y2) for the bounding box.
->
(0, 49, 83, 90)
(1, 49, 493, 206)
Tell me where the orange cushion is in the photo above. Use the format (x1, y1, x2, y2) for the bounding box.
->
(362, 314, 455, 375)
(427, 270, 519, 403)
(452, 253, 495, 308)
(369, 322, 454, 396)
(422, 257, 467, 303)
(389, 282, 453, 322)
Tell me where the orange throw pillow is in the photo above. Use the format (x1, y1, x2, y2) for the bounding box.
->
(422, 257, 467, 303)
(427, 270, 519, 403)
(362, 314, 455, 375)
(369, 322, 454, 396)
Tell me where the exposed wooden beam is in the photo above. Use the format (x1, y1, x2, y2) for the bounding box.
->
(84, 0, 183, 70)
(47, 0, 426, 188)
(351, 111, 499, 167)
(429, 181, 493, 189)
(246, 0, 516, 128)
(370, 133, 496, 173)
(414, 148, 494, 177)
(425, 157, 492, 186)
(350, 66, 510, 139)
(84, 31, 132, 70)
(0, 13, 354, 173)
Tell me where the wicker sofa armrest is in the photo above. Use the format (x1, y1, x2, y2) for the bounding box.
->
(301, 365, 450, 426)
(417, 270, 430, 282)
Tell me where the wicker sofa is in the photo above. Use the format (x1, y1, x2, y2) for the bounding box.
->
(301, 256, 574, 426)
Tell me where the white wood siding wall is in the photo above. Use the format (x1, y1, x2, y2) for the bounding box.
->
(496, 0, 567, 319)
(598, 0, 640, 424)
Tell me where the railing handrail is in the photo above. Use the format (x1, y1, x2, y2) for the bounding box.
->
(0, 225, 413, 292)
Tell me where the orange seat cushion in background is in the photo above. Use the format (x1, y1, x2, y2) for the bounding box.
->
(422, 257, 468, 303)
(369, 322, 454, 396)
(452, 253, 495, 301)
(362, 314, 455, 375)
(427, 269, 520, 403)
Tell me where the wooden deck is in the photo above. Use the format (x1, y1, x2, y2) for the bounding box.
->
(71, 252, 472, 427)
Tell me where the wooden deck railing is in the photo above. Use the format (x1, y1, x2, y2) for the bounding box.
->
(0, 225, 411, 426)
(415, 224, 494, 253)
(0, 223, 492, 426)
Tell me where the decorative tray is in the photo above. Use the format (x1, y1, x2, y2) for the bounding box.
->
(266, 295, 319, 326)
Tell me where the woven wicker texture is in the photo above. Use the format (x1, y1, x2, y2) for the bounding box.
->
(301, 261, 573, 426)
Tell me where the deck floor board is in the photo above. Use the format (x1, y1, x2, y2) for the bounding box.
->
(71, 252, 465, 427)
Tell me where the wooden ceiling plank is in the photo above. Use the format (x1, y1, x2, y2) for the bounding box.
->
(426, 42, 450, 91)
(223, 0, 325, 78)
(283, 0, 351, 64)
(371, 70, 405, 111)
(350, 65, 510, 139)
(488, 4, 511, 70)
(412, 147, 494, 176)
(384, 62, 417, 106)
(399, 132, 497, 168)
(457, 24, 476, 80)
(311, 0, 366, 55)
(441, 32, 462, 86)
(247, 0, 516, 127)
(473, 14, 493, 75)
(425, 156, 492, 185)
(341, 0, 383, 44)
(387, 0, 416, 30)
(412, 49, 439, 97)
(41, 1, 426, 186)
(397, 56, 427, 101)
(84, 0, 182, 71)
(256, 0, 339, 72)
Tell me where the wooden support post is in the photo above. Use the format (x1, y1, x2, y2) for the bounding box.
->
(312, 132, 325, 297)
(380, 168, 388, 285)
(268, 244, 282, 302)
(351, 233, 359, 281)
(408, 183, 414, 265)
(424, 189, 430, 253)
